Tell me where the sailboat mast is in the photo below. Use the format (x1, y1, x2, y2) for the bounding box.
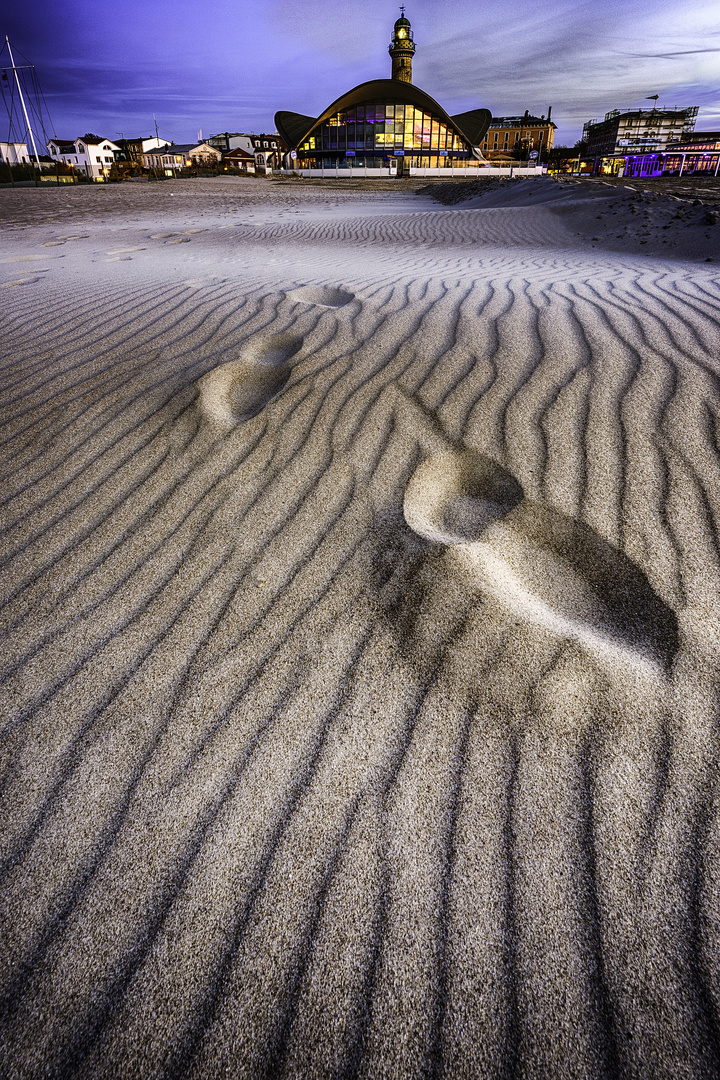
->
(5, 36, 41, 168)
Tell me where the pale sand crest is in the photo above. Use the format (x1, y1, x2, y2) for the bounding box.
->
(1, 177, 720, 1079)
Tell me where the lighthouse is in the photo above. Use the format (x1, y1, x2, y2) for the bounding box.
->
(389, 8, 415, 83)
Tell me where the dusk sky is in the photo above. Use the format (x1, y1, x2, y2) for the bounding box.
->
(4, 0, 720, 148)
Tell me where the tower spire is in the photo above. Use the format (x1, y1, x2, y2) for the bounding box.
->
(389, 9, 415, 83)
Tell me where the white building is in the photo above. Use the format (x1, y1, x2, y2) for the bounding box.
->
(136, 137, 167, 154)
(47, 137, 121, 179)
(0, 142, 31, 165)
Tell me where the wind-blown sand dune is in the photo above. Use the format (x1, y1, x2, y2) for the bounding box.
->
(1, 175, 720, 1079)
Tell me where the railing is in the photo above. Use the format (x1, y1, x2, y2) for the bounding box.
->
(408, 165, 545, 177)
(282, 164, 546, 179)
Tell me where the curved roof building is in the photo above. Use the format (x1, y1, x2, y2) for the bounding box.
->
(275, 11, 491, 172)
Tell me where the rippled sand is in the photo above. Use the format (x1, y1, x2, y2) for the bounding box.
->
(1, 176, 720, 1080)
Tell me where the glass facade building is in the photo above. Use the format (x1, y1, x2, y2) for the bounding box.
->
(275, 14, 491, 172)
(296, 100, 467, 169)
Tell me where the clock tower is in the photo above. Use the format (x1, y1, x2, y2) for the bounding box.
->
(389, 8, 415, 83)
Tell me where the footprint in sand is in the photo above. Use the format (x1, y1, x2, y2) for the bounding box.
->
(1, 255, 60, 263)
(197, 334, 303, 428)
(287, 285, 354, 308)
(404, 448, 679, 670)
(150, 233, 192, 244)
(2, 271, 49, 287)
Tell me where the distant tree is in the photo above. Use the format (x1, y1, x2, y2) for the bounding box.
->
(573, 138, 589, 156)
(547, 145, 575, 165)
(82, 133, 104, 142)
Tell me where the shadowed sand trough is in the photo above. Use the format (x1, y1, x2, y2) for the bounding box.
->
(1, 176, 720, 1079)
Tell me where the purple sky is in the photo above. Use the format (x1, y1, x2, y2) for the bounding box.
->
(3, 0, 719, 148)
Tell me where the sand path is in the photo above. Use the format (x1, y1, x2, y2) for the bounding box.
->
(1, 177, 720, 1079)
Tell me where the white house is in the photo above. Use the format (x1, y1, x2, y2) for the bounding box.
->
(0, 142, 31, 165)
(47, 137, 121, 179)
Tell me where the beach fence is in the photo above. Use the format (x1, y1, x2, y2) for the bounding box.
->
(408, 166, 545, 178)
(284, 165, 546, 179)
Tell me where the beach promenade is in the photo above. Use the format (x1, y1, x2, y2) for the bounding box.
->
(1, 175, 720, 1079)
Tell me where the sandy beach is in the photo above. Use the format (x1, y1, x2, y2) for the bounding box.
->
(1, 173, 720, 1079)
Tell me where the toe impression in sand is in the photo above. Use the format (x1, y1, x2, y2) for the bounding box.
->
(404, 448, 679, 670)
(197, 334, 302, 428)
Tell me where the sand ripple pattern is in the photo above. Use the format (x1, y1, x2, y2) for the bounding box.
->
(233, 207, 572, 250)
(1, 199, 720, 1080)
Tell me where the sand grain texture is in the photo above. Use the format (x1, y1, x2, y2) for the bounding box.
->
(1, 176, 720, 1080)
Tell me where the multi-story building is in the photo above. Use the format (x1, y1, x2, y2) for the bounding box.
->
(582, 106, 698, 159)
(47, 136, 122, 179)
(206, 132, 286, 172)
(480, 110, 556, 160)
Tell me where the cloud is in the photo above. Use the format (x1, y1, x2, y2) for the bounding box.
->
(4, 0, 720, 146)
(625, 48, 720, 57)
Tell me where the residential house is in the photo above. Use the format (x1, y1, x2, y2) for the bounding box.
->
(206, 132, 287, 172)
(144, 142, 222, 174)
(0, 142, 31, 165)
(221, 146, 256, 173)
(115, 136, 169, 170)
(481, 110, 556, 161)
(47, 136, 122, 179)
